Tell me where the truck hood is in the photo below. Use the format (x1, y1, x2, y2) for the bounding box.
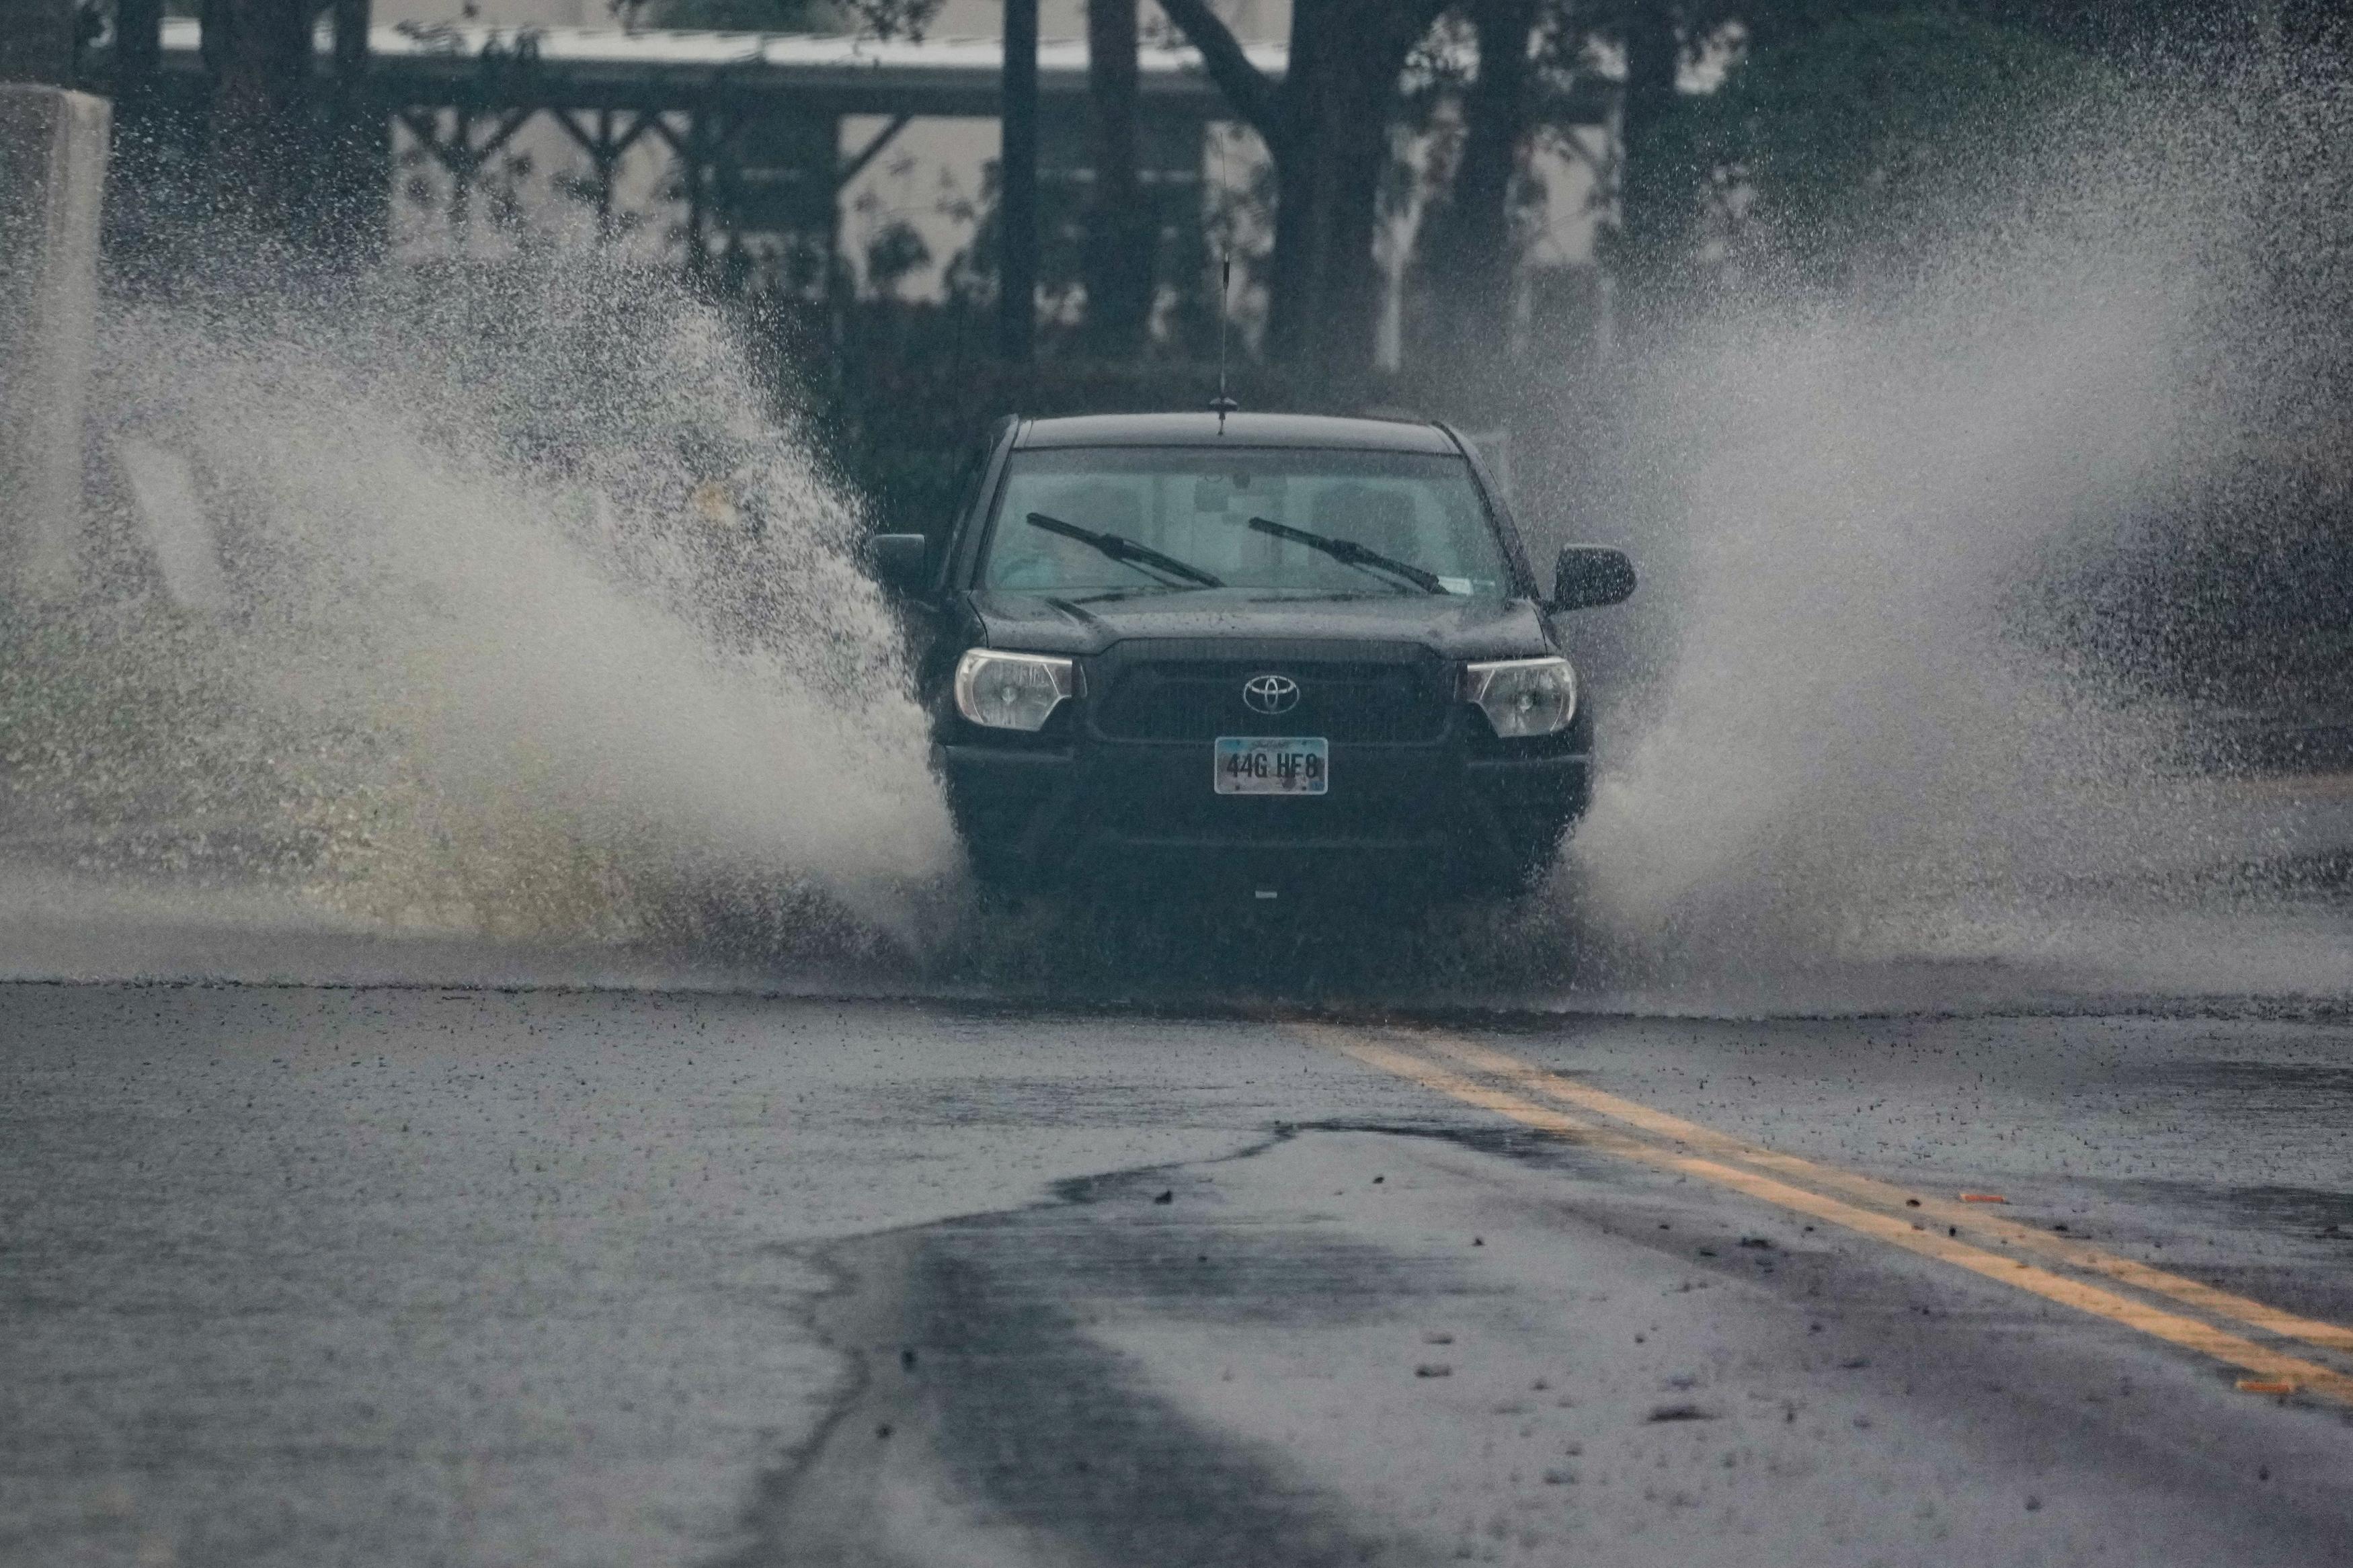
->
(966, 589, 1555, 661)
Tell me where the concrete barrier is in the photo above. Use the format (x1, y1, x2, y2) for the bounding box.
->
(0, 84, 110, 597)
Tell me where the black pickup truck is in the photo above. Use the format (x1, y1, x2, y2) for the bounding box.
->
(867, 412, 1634, 901)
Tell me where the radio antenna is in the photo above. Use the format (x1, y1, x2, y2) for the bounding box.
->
(1212, 253, 1238, 434)
(1210, 128, 1238, 435)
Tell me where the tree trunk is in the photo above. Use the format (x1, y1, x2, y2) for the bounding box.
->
(1158, 0, 1443, 376)
(1084, 0, 1151, 354)
(204, 0, 315, 242)
(1265, 0, 1430, 379)
(998, 0, 1038, 361)
(1613, 0, 1679, 337)
(1425, 0, 1535, 373)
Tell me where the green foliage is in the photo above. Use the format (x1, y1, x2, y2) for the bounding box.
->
(1650, 9, 2124, 293)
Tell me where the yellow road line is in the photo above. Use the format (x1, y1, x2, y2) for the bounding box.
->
(1299, 1024, 2353, 1405)
(1417, 1032, 2353, 1359)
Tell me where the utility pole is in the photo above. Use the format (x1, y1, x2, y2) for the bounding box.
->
(998, 0, 1038, 362)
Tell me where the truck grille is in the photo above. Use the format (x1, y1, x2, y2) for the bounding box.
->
(1090, 653, 1449, 744)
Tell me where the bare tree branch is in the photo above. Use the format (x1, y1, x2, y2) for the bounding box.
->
(1155, 0, 1286, 149)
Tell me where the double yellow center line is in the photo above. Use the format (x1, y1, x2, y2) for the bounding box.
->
(1299, 1022, 2353, 1405)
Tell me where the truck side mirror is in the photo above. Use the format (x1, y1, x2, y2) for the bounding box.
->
(1551, 545, 1636, 611)
(866, 532, 929, 593)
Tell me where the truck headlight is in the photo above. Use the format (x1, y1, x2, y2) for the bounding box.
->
(954, 649, 1078, 731)
(1461, 657, 1577, 739)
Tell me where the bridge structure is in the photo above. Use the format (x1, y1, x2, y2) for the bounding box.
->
(89, 20, 1607, 297)
(98, 22, 1281, 288)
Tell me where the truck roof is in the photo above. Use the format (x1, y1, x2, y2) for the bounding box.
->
(1012, 412, 1460, 454)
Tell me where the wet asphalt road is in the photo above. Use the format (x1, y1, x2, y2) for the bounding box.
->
(5, 983, 2353, 1567)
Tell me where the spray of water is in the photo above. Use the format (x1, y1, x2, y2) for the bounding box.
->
(1537, 65, 2350, 1004)
(1, 249, 958, 970)
(3, 55, 2343, 1007)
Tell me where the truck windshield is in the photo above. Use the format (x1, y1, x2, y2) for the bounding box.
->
(978, 447, 1513, 596)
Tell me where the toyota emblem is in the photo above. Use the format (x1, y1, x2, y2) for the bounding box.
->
(1242, 673, 1301, 716)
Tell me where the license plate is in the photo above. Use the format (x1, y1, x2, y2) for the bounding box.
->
(1214, 736, 1328, 796)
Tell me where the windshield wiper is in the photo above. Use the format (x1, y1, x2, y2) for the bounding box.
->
(1242, 515, 1445, 593)
(1024, 511, 1224, 589)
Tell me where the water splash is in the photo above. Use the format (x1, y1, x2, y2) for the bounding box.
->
(1543, 70, 2347, 1003)
(4, 60, 2344, 1010)
(2, 248, 957, 964)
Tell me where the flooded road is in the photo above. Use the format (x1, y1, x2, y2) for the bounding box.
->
(8, 58, 2351, 1566)
(7, 985, 2350, 1567)
(13, 306, 2346, 1556)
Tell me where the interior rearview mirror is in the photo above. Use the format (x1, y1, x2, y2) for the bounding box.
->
(1551, 545, 1636, 612)
(866, 532, 929, 593)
